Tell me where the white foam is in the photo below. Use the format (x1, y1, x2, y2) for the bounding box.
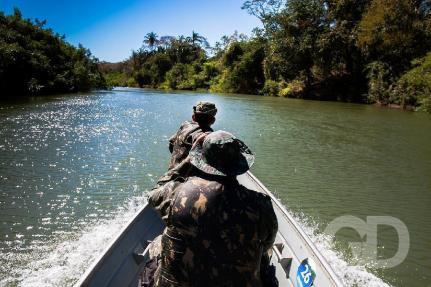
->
(1, 195, 147, 287)
(292, 214, 392, 287)
(2, 194, 391, 287)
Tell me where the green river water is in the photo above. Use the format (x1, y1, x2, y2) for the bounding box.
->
(0, 88, 430, 286)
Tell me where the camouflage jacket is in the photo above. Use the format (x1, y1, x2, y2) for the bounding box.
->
(168, 121, 212, 170)
(148, 173, 278, 287)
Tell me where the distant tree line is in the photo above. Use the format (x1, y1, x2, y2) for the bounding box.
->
(102, 0, 431, 112)
(0, 8, 106, 98)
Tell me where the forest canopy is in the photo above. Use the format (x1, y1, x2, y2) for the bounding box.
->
(2, 2, 431, 112)
(0, 8, 106, 98)
(101, 0, 431, 112)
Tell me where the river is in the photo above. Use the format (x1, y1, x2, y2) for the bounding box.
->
(0, 88, 430, 286)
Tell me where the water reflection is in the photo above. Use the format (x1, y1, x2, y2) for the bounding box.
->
(0, 89, 430, 286)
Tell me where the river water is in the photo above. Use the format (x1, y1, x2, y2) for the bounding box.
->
(0, 88, 430, 286)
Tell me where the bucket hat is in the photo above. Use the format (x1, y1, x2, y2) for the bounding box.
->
(193, 101, 217, 117)
(189, 130, 254, 176)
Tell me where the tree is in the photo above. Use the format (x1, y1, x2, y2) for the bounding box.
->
(159, 36, 175, 49)
(264, 0, 327, 87)
(215, 39, 266, 94)
(242, 0, 284, 23)
(357, 0, 431, 74)
(144, 32, 159, 51)
(393, 52, 431, 111)
(0, 8, 105, 97)
(188, 31, 209, 48)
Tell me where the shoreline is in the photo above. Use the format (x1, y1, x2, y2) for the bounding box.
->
(111, 85, 420, 112)
(0, 85, 421, 113)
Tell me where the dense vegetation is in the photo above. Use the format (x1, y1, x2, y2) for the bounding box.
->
(101, 0, 431, 112)
(0, 8, 106, 98)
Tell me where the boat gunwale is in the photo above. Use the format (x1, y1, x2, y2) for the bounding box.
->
(245, 171, 344, 286)
(75, 172, 344, 287)
(73, 203, 151, 287)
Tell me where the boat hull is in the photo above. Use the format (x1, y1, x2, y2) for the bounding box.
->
(75, 172, 343, 287)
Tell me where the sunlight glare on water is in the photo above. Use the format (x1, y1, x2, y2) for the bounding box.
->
(0, 88, 430, 286)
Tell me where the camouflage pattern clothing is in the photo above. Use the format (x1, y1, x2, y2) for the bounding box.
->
(153, 158, 194, 190)
(148, 172, 278, 287)
(167, 121, 212, 170)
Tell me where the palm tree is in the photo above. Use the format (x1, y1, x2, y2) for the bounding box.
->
(187, 31, 209, 47)
(144, 32, 159, 51)
(159, 36, 175, 49)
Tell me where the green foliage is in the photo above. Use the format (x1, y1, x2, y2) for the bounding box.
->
(223, 43, 244, 66)
(365, 61, 394, 105)
(136, 53, 172, 87)
(0, 9, 106, 97)
(261, 80, 279, 96)
(215, 39, 266, 94)
(394, 53, 431, 112)
(247, 0, 371, 101)
(241, 0, 431, 109)
(164, 63, 193, 89)
(102, 32, 210, 90)
(163, 61, 218, 90)
(105, 71, 136, 87)
(279, 79, 305, 98)
(97, 0, 431, 112)
(357, 0, 430, 74)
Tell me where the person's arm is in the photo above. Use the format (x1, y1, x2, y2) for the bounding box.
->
(169, 122, 187, 153)
(168, 134, 176, 153)
(148, 180, 179, 221)
(154, 158, 192, 188)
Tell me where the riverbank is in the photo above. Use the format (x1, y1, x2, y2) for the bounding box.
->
(98, 0, 431, 114)
(0, 9, 106, 99)
(104, 84, 425, 113)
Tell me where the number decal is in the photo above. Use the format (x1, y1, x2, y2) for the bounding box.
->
(300, 264, 312, 283)
(296, 259, 315, 287)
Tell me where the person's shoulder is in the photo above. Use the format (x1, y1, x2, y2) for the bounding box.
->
(178, 120, 191, 130)
(170, 121, 191, 140)
(181, 120, 196, 128)
(178, 121, 199, 134)
(180, 176, 222, 193)
(238, 185, 274, 209)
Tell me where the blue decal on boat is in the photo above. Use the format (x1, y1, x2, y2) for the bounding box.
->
(296, 259, 315, 287)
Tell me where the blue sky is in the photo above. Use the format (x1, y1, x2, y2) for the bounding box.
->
(1, 0, 262, 62)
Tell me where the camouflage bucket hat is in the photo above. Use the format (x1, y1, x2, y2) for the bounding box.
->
(189, 130, 255, 176)
(193, 101, 217, 117)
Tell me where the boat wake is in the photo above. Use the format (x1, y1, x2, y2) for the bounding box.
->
(292, 213, 392, 287)
(1, 194, 391, 287)
(0, 196, 147, 287)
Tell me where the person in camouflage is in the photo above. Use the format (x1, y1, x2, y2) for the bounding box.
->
(149, 130, 278, 287)
(167, 101, 217, 171)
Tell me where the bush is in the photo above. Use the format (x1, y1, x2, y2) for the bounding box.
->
(393, 52, 431, 112)
(261, 80, 279, 96)
(164, 63, 193, 89)
(279, 79, 305, 98)
(105, 71, 135, 87)
(365, 61, 394, 105)
(213, 40, 265, 94)
(126, 77, 137, 87)
(223, 42, 244, 67)
(135, 69, 153, 87)
(134, 53, 172, 88)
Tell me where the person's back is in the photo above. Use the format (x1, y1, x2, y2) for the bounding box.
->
(155, 175, 277, 287)
(167, 121, 210, 170)
(150, 131, 278, 287)
(168, 101, 217, 170)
